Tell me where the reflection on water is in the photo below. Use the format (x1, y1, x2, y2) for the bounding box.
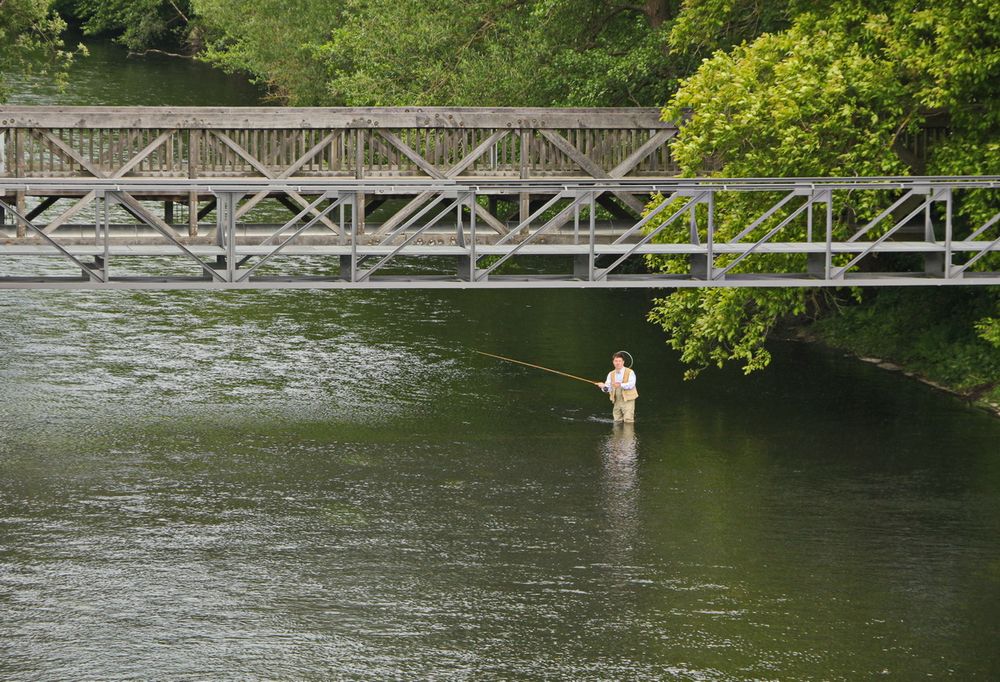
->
(600, 423, 640, 561)
(4, 37, 263, 106)
(4, 37, 1000, 680)
(3, 286, 999, 679)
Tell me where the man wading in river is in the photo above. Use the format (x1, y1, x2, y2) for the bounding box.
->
(597, 352, 637, 423)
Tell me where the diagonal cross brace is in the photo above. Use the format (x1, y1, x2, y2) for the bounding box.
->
(950, 211, 1000, 277)
(370, 130, 512, 238)
(729, 191, 797, 243)
(0, 197, 105, 281)
(833, 191, 940, 278)
(356, 195, 466, 282)
(237, 194, 346, 282)
(596, 193, 704, 280)
(476, 191, 594, 280)
(212, 131, 340, 233)
(113, 192, 226, 282)
(713, 196, 815, 279)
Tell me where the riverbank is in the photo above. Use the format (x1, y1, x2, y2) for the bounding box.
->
(805, 287, 1000, 418)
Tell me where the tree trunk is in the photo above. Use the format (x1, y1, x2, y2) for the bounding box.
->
(645, 0, 672, 29)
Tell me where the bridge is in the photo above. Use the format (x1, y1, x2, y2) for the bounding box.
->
(1, 107, 997, 289)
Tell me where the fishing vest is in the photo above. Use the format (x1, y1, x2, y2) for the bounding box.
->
(608, 367, 638, 402)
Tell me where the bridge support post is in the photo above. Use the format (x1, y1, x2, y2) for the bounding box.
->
(458, 192, 477, 281)
(924, 252, 945, 276)
(85, 256, 105, 282)
(807, 253, 825, 277)
(519, 129, 530, 229)
(188, 193, 198, 237)
(573, 255, 592, 280)
(355, 129, 366, 235)
(922, 196, 944, 276)
(457, 256, 474, 281)
(15, 192, 25, 238)
(339, 255, 354, 281)
(689, 255, 709, 279)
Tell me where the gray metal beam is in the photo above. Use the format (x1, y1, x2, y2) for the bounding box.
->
(0, 177, 996, 289)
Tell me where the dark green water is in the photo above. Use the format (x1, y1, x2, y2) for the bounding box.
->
(4, 37, 263, 106)
(2, 41, 1000, 681)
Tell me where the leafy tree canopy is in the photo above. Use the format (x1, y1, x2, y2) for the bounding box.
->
(647, 0, 999, 377)
(0, 0, 80, 100)
(57, 0, 193, 52)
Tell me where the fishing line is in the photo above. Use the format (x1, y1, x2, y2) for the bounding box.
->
(473, 350, 598, 385)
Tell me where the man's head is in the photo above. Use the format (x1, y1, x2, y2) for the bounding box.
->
(612, 352, 625, 370)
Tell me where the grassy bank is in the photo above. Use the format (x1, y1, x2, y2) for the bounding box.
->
(810, 288, 1000, 415)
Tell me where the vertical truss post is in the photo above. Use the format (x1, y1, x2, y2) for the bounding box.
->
(807, 196, 814, 242)
(689, 193, 707, 279)
(214, 191, 238, 282)
(945, 187, 955, 278)
(572, 190, 591, 279)
(355, 129, 366, 235)
(574, 200, 580, 245)
(349, 195, 358, 282)
(825, 191, 835, 280)
(14, 129, 25, 238)
(188, 129, 200, 237)
(706, 190, 715, 281)
(96, 191, 110, 282)
(459, 191, 476, 281)
(588, 191, 596, 280)
(519, 129, 530, 227)
(339, 200, 346, 246)
(923, 192, 943, 275)
(807, 190, 828, 278)
(924, 199, 935, 240)
(470, 190, 478, 281)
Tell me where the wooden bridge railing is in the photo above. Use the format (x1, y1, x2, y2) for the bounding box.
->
(0, 107, 678, 180)
(0, 106, 679, 235)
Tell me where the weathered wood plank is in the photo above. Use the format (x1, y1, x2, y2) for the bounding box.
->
(0, 106, 676, 130)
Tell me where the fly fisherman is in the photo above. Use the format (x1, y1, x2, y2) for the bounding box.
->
(597, 352, 637, 423)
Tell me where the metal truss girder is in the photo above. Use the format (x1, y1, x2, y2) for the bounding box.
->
(356, 194, 467, 281)
(114, 191, 226, 282)
(714, 196, 815, 280)
(1, 176, 998, 289)
(237, 193, 345, 282)
(833, 191, 942, 279)
(0, 196, 105, 282)
(596, 193, 705, 280)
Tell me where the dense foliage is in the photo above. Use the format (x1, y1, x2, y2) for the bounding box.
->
(56, 0, 193, 52)
(189, 0, 684, 106)
(646, 0, 999, 376)
(4, 0, 998, 386)
(0, 0, 80, 98)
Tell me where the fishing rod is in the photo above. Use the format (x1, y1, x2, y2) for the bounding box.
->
(473, 350, 600, 385)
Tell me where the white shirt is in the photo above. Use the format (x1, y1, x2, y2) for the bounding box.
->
(602, 368, 636, 393)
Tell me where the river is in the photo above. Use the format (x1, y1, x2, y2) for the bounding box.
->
(2, 39, 999, 680)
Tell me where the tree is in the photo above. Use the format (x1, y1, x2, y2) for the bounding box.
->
(194, 0, 682, 106)
(0, 0, 79, 100)
(59, 0, 194, 52)
(646, 0, 1000, 377)
(193, 0, 342, 102)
